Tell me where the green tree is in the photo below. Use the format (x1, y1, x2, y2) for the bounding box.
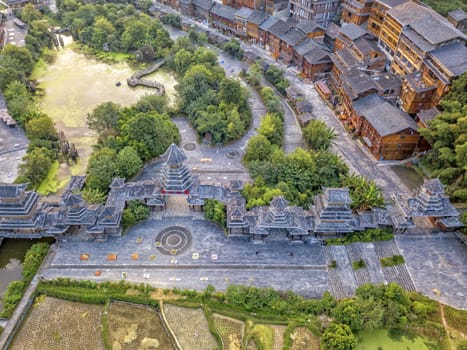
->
(81, 187, 108, 204)
(304, 119, 337, 151)
(133, 94, 168, 114)
(219, 79, 243, 105)
(223, 39, 243, 59)
(342, 174, 384, 210)
(18, 147, 53, 188)
(0, 44, 34, 76)
(21, 4, 42, 23)
(25, 116, 58, 141)
(322, 323, 356, 350)
(246, 62, 262, 87)
(87, 101, 122, 135)
(86, 147, 118, 191)
(258, 113, 283, 146)
(117, 146, 143, 179)
(204, 199, 226, 228)
(244, 134, 275, 164)
(332, 299, 363, 332)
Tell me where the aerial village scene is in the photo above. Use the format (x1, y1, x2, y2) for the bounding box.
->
(0, 0, 466, 348)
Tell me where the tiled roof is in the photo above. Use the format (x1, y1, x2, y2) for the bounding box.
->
(352, 94, 419, 137)
(162, 143, 187, 166)
(268, 18, 295, 37)
(303, 44, 331, 64)
(210, 3, 236, 21)
(192, 0, 214, 10)
(247, 10, 269, 25)
(294, 38, 318, 56)
(428, 41, 467, 77)
(235, 7, 253, 19)
(389, 2, 466, 45)
(280, 28, 306, 46)
(376, 0, 409, 8)
(296, 20, 323, 34)
(338, 23, 367, 41)
(259, 16, 279, 31)
(448, 8, 467, 21)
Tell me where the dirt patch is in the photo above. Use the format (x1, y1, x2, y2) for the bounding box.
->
(246, 339, 258, 350)
(290, 327, 320, 350)
(107, 301, 175, 350)
(212, 313, 244, 350)
(149, 289, 180, 301)
(10, 296, 104, 350)
(163, 304, 217, 350)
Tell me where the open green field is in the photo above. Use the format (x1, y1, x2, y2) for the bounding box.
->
(357, 329, 438, 350)
(422, 0, 467, 16)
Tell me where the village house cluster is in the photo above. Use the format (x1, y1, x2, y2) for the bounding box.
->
(0, 144, 462, 241)
(153, 0, 466, 160)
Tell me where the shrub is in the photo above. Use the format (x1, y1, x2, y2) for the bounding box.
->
(352, 259, 366, 270)
(204, 199, 226, 229)
(380, 255, 405, 267)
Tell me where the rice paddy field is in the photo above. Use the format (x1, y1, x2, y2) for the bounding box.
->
(356, 329, 438, 350)
(106, 301, 175, 350)
(10, 296, 105, 350)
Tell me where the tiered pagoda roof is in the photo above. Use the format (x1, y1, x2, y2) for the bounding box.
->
(313, 188, 357, 233)
(159, 143, 193, 194)
(0, 183, 40, 218)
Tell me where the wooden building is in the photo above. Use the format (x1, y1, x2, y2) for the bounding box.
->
(280, 28, 307, 63)
(246, 10, 269, 43)
(351, 94, 420, 160)
(295, 20, 325, 39)
(367, 0, 408, 37)
(235, 7, 253, 38)
(266, 18, 296, 57)
(334, 22, 367, 52)
(258, 16, 279, 48)
(341, 0, 373, 26)
(448, 9, 467, 32)
(210, 3, 238, 34)
(302, 45, 332, 80)
(192, 0, 214, 20)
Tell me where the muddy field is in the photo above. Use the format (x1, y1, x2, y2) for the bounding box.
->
(163, 303, 217, 350)
(290, 327, 320, 350)
(10, 296, 104, 350)
(212, 313, 244, 350)
(106, 301, 175, 350)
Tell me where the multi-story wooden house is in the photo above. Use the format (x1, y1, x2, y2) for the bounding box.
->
(289, 0, 340, 27)
(302, 46, 333, 79)
(246, 10, 270, 43)
(296, 20, 325, 39)
(400, 41, 467, 113)
(258, 16, 279, 48)
(235, 7, 253, 38)
(341, 0, 373, 26)
(367, 0, 408, 37)
(334, 23, 368, 52)
(266, 18, 296, 57)
(351, 94, 420, 160)
(210, 4, 238, 34)
(280, 28, 307, 63)
(192, 0, 214, 20)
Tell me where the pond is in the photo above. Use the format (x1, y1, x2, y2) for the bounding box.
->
(0, 239, 35, 313)
(37, 36, 177, 193)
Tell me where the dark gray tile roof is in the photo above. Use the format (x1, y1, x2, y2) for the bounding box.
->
(341, 69, 377, 99)
(0, 183, 27, 199)
(401, 28, 435, 53)
(325, 22, 340, 40)
(303, 44, 331, 64)
(235, 7, 253, 19)
(388, 2, 466, 45)
(296, 20, 323, 35)
(210, 3, 237, 21)
(428, 41, 467, 76)
(247, 10, 269, 25)
(259, 16, 280, 31)
(280, 28, 306, 46)
(294, 38, 318, 56)
(353, 37, 382, 55)
(338, 23, 367, 41)
(352, 94, 419, 136)
(417, 107, 439, 126)
(192, 0, 214, 10)
(162, 143, 187, 166)
(371, 72, 401, 91)
(268, 18, 295, 37)
(448, 8, 467, 21)
(376, 0, 409, 8)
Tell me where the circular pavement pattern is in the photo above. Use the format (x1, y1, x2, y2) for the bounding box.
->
(226, 150, 239, 159)
(155, 226, 192, 255)
(183, 142, 196, 151)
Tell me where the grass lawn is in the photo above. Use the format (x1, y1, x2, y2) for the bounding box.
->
(37, 161, 69, 195)
(357, 329, 438, 350)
